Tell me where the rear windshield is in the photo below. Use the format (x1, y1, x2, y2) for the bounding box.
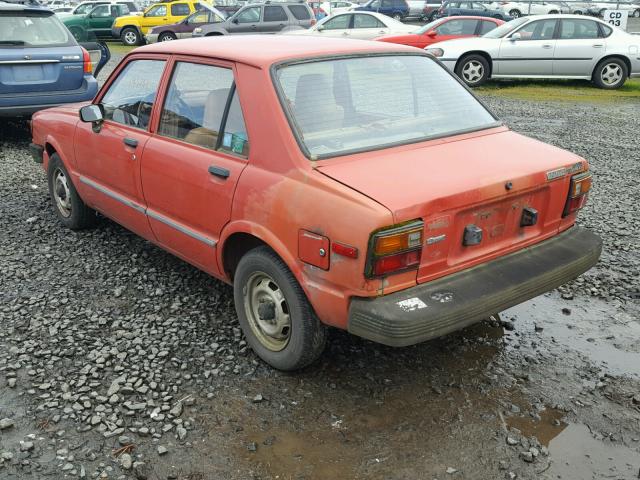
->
(0, 11, 74, 47)
(274, 55, 498, 159)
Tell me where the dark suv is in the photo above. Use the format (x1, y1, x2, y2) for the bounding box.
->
(354, 0, 409, 21)
(191, 1, 315, 36)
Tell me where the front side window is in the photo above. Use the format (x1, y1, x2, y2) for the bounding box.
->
(158, 62, 248, 156)
(435, 18, 477, 35)
(236, 6, 261, 22)
(559, 19, 599, 39)
(171, 3, 191, 16)
(322, 14, 350, 29)
(353, 13, 384, 28)
(479, 20, 497, 35)
(101, 59, 165, 130)
(90, 5, 111, 17)
(0, 11, 73, 47)
(515, 19, 557, 40)
(275, 55, 497, 159)
(76, 2, 105, 14)
(146, 5, 167, 17)
(264, 5, 287, 21)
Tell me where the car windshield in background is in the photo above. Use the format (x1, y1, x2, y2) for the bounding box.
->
(413, 18, 444, 34)
(483, 16, 528, 38)
(0, 11, 73, 47)
(275, 55, 499, 159)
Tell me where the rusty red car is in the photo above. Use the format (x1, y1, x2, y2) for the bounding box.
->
(30, 36, 601, 370)
(375, 15, 504, 49)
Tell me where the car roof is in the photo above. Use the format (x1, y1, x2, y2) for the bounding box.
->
(136, 35, 421, 68)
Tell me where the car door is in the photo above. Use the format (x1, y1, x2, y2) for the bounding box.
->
(139, 4, 169, 32)
(141, 59, 249, 274)
(553, 18, 603, 76)
(496, 19, 557, 75)
(350, 12, 387, 38)
(74, 58, 167, 240)
(261, 5, 290, 33)
(85, 4, 113, 37)
(317, 13, 352, 37)
(228, 6, 261, 33)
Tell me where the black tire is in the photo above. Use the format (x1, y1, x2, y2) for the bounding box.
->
(121, 27, 141, 46)
(455, 54, 490, 87)
(509, 8, 521, 17)
(573, 10, 583, 14)
(233, 246, 327, 371)
(592, 57, 628, 89)
(548, 9, 558, 14)
(158, 31, 176, 42)
(392, 12, 403, 21)
(633, 8, 640, 17)
(47, 154, 97, 230)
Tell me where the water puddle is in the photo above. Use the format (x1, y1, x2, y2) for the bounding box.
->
(546, 423, 640, 479)
(504, 293, 640, 378)
(506, 407, 567, 446)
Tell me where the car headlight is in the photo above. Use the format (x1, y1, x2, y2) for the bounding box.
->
(194, 27, 202, 34)
(425, 48, 444, 57)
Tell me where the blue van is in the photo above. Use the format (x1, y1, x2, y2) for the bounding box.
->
(354, 0, 409, 21)
(0, 3, 99, 117)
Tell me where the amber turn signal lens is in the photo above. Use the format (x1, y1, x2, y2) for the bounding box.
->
(569, 172, 592, 198)
(374, 227, 423, 256)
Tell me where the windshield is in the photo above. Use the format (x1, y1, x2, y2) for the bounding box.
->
(75, 2, 104, 14)
(483, 16, 528, 38)
(0, 11, 74, 47)
(275, 55, 498, 159)
(413, 18, 444, 34)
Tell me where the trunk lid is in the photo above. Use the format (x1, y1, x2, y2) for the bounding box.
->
(0, 45, 85, 94)
(316, 128, 586, 283)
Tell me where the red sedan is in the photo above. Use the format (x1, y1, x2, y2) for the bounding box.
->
(375, 16, 504, 49)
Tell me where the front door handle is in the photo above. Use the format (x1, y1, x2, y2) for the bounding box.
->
(208, 165, 230, 179)
(123, 137, 138, 148)
(542, 44, 553, 49)
(592, 43, 603, 48)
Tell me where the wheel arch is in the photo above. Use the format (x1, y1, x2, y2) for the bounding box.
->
(456, 50, 494, 77)
(592, 54, 631, 80)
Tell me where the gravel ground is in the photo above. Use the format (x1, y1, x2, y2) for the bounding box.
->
(0, 51, 639, 480)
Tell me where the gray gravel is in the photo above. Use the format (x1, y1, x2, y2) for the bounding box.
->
(0, 57, 639, 479)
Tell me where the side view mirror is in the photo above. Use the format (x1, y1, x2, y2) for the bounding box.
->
(80, 104, 104, 131)
(510, 32, 521, 41)
(232, 17, 238, 23)
(426, 30, 436, 36)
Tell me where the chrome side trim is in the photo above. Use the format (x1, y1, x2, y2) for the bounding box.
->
(79, 175, 146, 214)
(79, 175, 217, 247)
(147, 209, 217, 247)
(0, 59, 61, 64)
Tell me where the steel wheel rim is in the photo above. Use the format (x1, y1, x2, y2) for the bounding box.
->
(124, 31, 137, 44)
(634, 9, 640, 17)
(53, 168, 72, 218)
(462, 60, 484, 84)
(160, 34, 173, 41)
(243, 272, 291, 352)
(601, 63, 622, 86)
(509, 9, 520, 17)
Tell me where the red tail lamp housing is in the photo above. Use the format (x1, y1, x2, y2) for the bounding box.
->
(366, 220, 423, 278)
(563, 171, 592, 217)
(81, 47, 92, 74)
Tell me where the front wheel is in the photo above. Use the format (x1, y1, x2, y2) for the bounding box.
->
(233, 246, 327, 371)
(548, 9, 558, 13)
(158, 32, 176, 42)
(121, 27, 141, 46)
(455, 54, 490, 87)
(592, 58, 627, 89)
(47, 154, 97, 230)
(573, 10, 583, 14)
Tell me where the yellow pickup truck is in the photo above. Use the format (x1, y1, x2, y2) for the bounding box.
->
(112, 0, 205, 45)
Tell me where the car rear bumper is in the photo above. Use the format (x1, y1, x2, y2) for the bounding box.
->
(0, 76, 98, 117)
(348, 226, 602, 347)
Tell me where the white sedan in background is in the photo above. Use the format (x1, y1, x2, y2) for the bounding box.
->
(282, 11, 415, 39)
(320, 1, 358, 15)
(488, 1, 562, 17)
(426, 14, 640, 89)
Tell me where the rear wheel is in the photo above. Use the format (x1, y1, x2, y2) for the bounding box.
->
(392, 12, 403, 20)
(121, 27, 141, 46)
(592, 58, 627, 89)
(233, 246, 327, 371)
(633, 8, 640, 17)
(509, 8, 521, 17)
(548, 9, 558, 13)
(573, 9, 583, 14)
(47, 154, 97, 230)
(158, 31, 176, 42)
(455, 54, 490, 87)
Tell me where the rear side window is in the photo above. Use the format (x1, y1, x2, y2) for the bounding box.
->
(236, 6, 261, 23)
(353, 14, 384, 28)
(264, 5, 287, 21)
(288, 4, 311, 19)
(101, 59, 165, 130)
(0, 11, 74, 47)
(559, 19, 599, 39)
(275, 55, 497, 159)
(599, 23, 612, 37)
(171, 3, 191, 15)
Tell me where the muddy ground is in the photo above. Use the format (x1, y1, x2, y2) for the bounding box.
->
(0, 50, 639, 480)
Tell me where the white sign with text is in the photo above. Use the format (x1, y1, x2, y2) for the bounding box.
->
(603, 10, 628, 31)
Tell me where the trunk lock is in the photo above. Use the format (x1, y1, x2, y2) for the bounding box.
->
(520, 207, 539, 227)
(463, 224, 483, 246)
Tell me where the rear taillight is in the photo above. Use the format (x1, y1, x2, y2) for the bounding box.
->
(563, 171, 592, 217)
(366, 220, 423, 278)
(81, 47, 92, 74)
(310, 18, 317, 25)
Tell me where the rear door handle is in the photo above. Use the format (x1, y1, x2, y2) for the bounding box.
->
(208, 165, 230, 179)
(123, 138, 138, 148)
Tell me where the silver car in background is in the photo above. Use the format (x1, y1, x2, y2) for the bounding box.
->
(426, 14, 640, 88)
